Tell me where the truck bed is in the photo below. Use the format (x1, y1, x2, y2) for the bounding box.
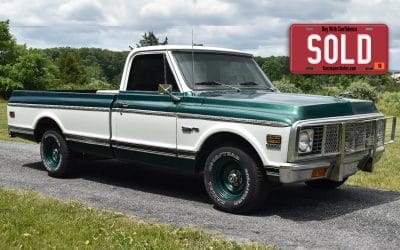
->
(8, 90, 118, 157)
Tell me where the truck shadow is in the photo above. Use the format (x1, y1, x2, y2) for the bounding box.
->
(255, 185, 400, 221)
(23, 159, 400, 222)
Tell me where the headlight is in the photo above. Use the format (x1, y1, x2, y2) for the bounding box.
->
(298, 129, 314, 153)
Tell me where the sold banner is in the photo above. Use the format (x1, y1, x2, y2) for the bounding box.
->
(289, 24, 388, 74)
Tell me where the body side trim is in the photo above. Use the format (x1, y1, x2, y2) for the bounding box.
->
(114, 108, 288, 127)
(8, 125, 34, 135)
(8, 103, 109, 112)
(112, 108, 175, 117)
(111, 140, 196, 159)
(65, 133, 110, 147)
(177, 113, 289, 127)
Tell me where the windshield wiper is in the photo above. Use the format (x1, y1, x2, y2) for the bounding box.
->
(238, 81, 276, 91)
(195, 81, 241, 92)
(239, 81, 259, 86)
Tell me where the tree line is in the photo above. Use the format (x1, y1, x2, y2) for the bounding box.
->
(1, 20, 398, 101)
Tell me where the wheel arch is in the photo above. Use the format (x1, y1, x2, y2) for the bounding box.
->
(194, 131, 265, 174)
(33, 114, 64, 142)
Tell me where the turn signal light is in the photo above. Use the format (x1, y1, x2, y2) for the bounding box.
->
(266, 134, 281, 145)
(311, 168, 327, 178)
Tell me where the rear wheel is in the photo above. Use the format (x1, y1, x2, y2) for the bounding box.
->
(40, 129, 74, 178)
(305, 178, 348, 189)
(204, 146, 270, 213)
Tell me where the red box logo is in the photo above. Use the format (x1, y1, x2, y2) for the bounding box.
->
(290, 24, 388, 74)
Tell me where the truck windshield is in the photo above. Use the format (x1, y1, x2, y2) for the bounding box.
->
(173, 52, 274, 91)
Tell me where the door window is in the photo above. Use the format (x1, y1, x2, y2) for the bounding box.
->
(126, 54, 178, 91)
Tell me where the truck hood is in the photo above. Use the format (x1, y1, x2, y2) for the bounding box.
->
(192, 90, 379, 126)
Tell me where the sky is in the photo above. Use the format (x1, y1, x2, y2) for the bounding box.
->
(1, 0, 399, 70)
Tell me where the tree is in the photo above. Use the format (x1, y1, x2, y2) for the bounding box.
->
(9, 50, 57, 90)
(136, 31, 168, 47)
(56, 51, 89, 85)
(0, 20, 18, 66)
(262, 56, 284, 81)
(0, 76, 22, 98)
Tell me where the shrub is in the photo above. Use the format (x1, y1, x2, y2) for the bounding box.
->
(86, 79, 113, 90)
(53, 80, 112, 91)
(376, 92, 400, 117)
(312, 86, 343, 97)
(345, 81, 377, 102)
(0, 77, 23, 99)
(273, 80, 303, 93)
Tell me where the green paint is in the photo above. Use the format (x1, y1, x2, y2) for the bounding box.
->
(9, 90, 116, 108)
(116, 147, 195, 172)
(113, 91, 182, 112)
(67, 141, 114, 159)
(179, 90, 378, 125)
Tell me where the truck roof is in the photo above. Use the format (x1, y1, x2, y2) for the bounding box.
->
(130, 45, 253, 57)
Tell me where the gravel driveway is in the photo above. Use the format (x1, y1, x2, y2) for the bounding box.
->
(1, 141, 399, 249)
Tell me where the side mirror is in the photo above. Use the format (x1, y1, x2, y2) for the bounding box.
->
(158, 84, 181, 103)
(158, 84, 173, 95)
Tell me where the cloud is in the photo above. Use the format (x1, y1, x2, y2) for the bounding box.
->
(0, 0, 399, 69)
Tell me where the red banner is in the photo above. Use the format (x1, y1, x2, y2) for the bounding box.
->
(290, 24, 388, 74)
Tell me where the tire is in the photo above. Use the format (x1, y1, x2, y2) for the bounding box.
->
(305, 178, 348, 190)
(204, 146, 270, 213)
(40, 129, 74, 178)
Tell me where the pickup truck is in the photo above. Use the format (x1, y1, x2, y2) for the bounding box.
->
(7, 45, 396, 213)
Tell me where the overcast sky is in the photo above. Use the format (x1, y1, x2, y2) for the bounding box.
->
(1, 0, 399, 69)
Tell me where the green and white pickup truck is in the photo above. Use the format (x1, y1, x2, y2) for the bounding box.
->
(7, 45, 396, 213)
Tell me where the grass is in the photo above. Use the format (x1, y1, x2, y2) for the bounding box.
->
(0, 99, 28, 142)
(0, 99, 10, 141)
(0, 188, 273, 249)
(347, 119, 400, 192)
(347, 99, 400, 192)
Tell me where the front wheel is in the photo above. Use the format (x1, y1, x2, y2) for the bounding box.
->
(204, 146, 270, 213)
(305, 178, 348, 189)
(40, 129, 74, 178)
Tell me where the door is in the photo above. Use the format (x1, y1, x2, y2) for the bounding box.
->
(111, 52, 181, 168)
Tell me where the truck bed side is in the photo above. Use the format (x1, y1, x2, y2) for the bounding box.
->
(7, 90, 118, 157)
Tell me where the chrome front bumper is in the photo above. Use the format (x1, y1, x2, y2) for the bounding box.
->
(266, 115, 396, 184)
(266, 146, 384, 183)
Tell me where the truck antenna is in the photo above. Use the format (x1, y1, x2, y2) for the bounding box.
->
(191, 29, 195, 89)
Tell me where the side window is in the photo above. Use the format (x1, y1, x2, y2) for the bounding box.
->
(126, 54, 179, 91)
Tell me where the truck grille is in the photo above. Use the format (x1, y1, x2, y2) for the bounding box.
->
(299, 119, 387, 157)
(325, 125, 340, 153)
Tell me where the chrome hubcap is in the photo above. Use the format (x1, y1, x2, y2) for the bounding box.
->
(52, 148, 59, 159)
(227, 169, 243, 187)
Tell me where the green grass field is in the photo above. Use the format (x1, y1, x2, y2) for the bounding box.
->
(347, 119, 400, 191)
(0, 188, 272, 249)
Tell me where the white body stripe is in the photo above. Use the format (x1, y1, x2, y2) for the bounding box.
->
(7, 106, 110, 142)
